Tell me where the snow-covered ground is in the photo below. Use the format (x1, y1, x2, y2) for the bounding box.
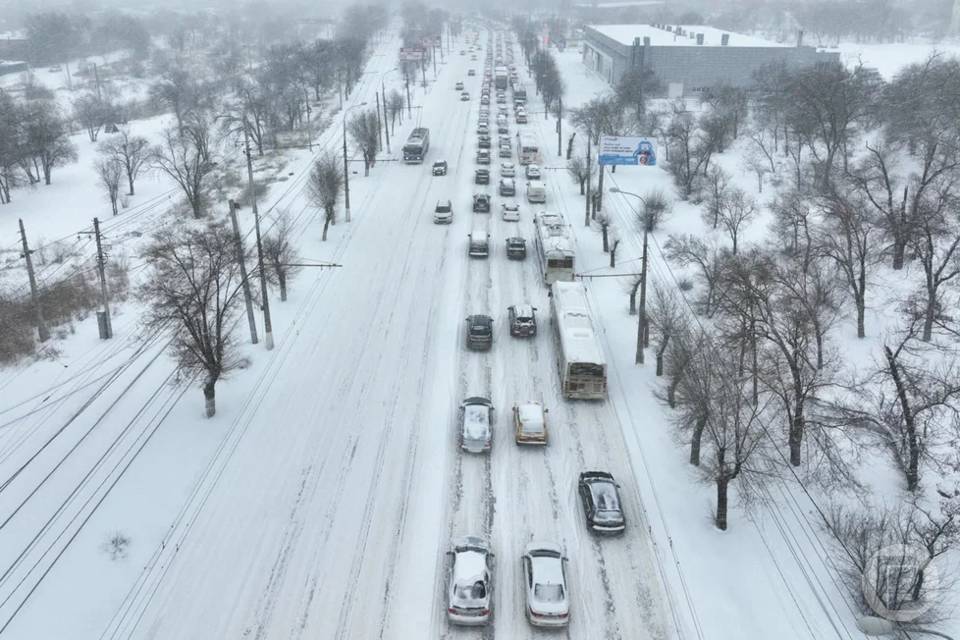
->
(2, 24, 959, 640)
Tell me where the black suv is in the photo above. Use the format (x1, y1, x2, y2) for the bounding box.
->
(508, 304, 537, 337)
(473, 193, 491, 213)
(475, 168, 490, 185)
(578, 471, 626, 534)
(465, 315, 493, 350)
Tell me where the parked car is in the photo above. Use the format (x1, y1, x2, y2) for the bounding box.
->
(460, 396, 493, 451)
(481, 95, 490, 105)
(464, 315, 494, 351)
(499, 178, 516, 196)
(468, 227, 490, 258)
(447, 536, 494, 625)
(478, 135, 491, 149)
(455, 81, 465, 90)
(499, 144, 512, 158)
(432, 160, 448, 176)
(525, 164, 541, 180)
(526, 180, 546, 204)
(578, 471, 626, 534)
(461, 91, 471, 101)
(506, 237, 526, 260)
(475, 168, 490, 185)
(476, 149, 491, 164)
(497, 123, 509, 135)
(514, 402, 547, 444)
(508, 304, 537, 337)
(434, 199, 453, 224)
(522, 542, 570, 627)
(477, 123, 489, 135)
(500, 162, 516, 178)
(468, 68, 476, 76)
(498, 135, 512, 147)
(502, 203, 520, 222)
(515, 111, 528, 124)
(473, 193, 491, 213)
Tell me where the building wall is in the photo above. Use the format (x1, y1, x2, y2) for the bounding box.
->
(582, 26, 840, 96)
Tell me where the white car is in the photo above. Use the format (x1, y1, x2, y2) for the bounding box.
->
(514, 401, 547, 444)
(525, 164, 541, 180)
(447, 536, 493, 626)
(459, 396, 493, 453)
(502, 202, 520, 221)
(522, 542, 569, 627)
(499, 177, 516, 196)
(500, 162, 515, 177)
(434, 200, 453, 224)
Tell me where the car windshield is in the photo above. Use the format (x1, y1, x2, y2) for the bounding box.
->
(590, 482, 621, 511)
(534, 583, 564, 602)
(470, 324, 488, 334)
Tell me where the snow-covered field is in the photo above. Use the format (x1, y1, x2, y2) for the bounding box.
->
(1, 23, 959, 640)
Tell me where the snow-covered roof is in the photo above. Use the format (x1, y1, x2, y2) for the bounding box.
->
(551, 281, 606, 367)
(589, 24, 790, 48)
(536, 213, 575, 258)
(453, 548, 488, 584)
(517, 403, 545, 430)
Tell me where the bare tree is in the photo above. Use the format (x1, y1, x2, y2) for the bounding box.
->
(73, 93, 114, 143)
(702, 166, 731, 229)
(20, 99, 77, 185)
(566, 155, 594, 195)
(149, 68, 202, 131)
(150, 127, 215, 219)
(98, 128, 150, 196)
(387, 89, 405, 132)
(769, 188, 815, 259)
(641, 189, 671, 232)
(348, 108, 380, 176)
(817, 186, 880, 338)
(140, 222, 247, 417)
(306, 153, 343, 241)
(262, 212, 301, 301)
(911, 180, 960, 342)
(716, 188, 758, 255)
(649, 282, 689, 377)
(95, 157, 123, 216)
(664, 108, 715, 199)
(664, 234, 729, 316)
(744, 148, 771, 193)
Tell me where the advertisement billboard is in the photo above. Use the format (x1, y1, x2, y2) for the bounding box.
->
(598, 136, 657, 166)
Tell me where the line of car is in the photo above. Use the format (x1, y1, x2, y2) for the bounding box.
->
(442, 28, 627, 630)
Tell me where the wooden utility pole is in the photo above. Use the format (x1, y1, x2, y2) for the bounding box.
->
(228, 200, 258, 345)
(636, 224, 649, 365)
(92, 218, 112, 338)
(375, 92, 383, 149)
(343, 117, 352, 223)
(18, 218, 49, 342)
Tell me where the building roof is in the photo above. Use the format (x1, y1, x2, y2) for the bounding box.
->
(588, 24, 791, 48)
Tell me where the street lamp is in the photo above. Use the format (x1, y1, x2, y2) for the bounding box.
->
(610, 186, 649, 365)
(343, 101, 367, 223)
(380, 68, 398, 154)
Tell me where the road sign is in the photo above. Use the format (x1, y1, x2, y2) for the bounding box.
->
(598, 136, 657, 166)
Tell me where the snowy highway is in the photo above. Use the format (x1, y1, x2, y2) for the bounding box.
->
(0, 27, 677, 640)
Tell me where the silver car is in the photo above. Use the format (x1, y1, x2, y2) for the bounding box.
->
(446, 536, 494, 625)
(522, 542, 569, 627)
(459, 396, 493, 453)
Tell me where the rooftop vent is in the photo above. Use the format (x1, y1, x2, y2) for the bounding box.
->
(797, 29, 804, 47)
(696, 33, 704, 45)
(666, 25, 673, 32)
(643, 36, 651, 46)
(721, 33, 730, 46)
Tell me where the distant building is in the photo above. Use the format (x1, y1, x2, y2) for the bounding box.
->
(0, 32, 28, 61)
(0, 60, 28, 76)
(582, 24, 840, 97)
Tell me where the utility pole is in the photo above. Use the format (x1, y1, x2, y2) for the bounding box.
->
(92, 218, 112, 338)
(343, 117, 352, 223)
(18, 218, 49, 342)
(421, 56, 427, 88)
(636, 224, 649, 365)
(228, 199, 258, 345)
(557, 95, 562, 157)
(584, 132, 592, 227)
(406, 73, 412, 117)
(382, 81, 391, 153)
(253, 206, 273, 350)
(375, 92, 383, 149)
(432, 45, 437, 79)
(93, 63, 102, 101)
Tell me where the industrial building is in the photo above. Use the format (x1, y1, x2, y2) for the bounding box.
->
(582, 24, 840, 97)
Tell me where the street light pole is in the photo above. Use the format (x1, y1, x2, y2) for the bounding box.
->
(243, 123, 273, 350)
(610, 187, 649, 365)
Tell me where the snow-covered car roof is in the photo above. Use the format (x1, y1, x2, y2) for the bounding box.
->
(512, 304, 535, 318)
(502, 203, 519, 211)
(517, 402, 544, 426)
(462, 403, 491, 440)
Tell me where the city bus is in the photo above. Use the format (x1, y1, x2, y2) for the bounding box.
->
(550, 280, 607, 400)
(403, 127, 430, 163)
(534, 212, 575, 284)
(517, 132, 539, 165)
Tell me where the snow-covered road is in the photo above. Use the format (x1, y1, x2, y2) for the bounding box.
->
(1, 28, 678, 640)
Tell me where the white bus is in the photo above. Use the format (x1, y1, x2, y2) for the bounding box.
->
(403, 127, 430, 163)
(550, 281, 607, 400)
(517, 132, 539, 165)
(535, 212, 575, 284)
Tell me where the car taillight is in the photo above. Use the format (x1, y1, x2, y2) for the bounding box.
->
(480, 608, 490, 616)
(447, 607, 457, 614)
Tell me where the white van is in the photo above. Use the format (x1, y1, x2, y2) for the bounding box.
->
(468, 225, 490, 258)
(526, 180, 546, 204)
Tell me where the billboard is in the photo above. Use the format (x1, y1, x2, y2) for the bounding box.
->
(399, 47, 425, 62)
(598, 136, 657, 166)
